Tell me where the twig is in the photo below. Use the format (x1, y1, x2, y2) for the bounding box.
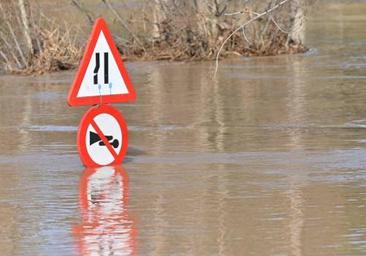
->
(70, 0, 94, 25)
(224, 9, 260, 16)
(224, 11, 244, 16)
(259, 13, 272, 49)
(214, 0, 292, 78)
(0, 3, 28, 67)
(0, 49, 13, 72)
(0, 49, 10, 64)
(0, 31, 23, 68)
(241, 27, 250, 44)
(271, 16, 288, 33)
(101, 0, 144, 48)
(6, 21, 27, 67)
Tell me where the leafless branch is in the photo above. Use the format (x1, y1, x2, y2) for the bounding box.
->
(101, 0, 144, 48)
(270, 16, 289, 33)
(70, 0, 94, 25)
(0, 31, 23, 68)
(241, 27, 250, 44)
(214, 0, 292, 78)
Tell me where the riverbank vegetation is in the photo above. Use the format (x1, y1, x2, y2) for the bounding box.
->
(0, 0, 313, 74)
(0, 1, 82, 74)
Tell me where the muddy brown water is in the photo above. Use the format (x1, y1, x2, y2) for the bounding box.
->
(1, 3, 366, 256)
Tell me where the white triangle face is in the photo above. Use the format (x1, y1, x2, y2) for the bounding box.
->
(77, 32, 129, 98)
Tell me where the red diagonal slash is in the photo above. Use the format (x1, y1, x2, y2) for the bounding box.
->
(90, 119, 118, 160)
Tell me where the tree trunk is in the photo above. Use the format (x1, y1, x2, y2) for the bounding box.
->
(152, 0, 164, 39)
(194, 0, 219, 46)
(288, 0, 305, 46)
(18, 0, 34, 60)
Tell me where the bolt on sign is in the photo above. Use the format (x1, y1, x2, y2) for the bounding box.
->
(67, 18, 136, 167)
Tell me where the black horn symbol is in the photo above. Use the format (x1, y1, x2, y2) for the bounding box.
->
(90, 131, 119, 148)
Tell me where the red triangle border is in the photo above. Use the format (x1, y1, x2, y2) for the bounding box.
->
(68, 18, 136, 106)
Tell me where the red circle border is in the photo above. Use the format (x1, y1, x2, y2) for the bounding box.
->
(77, 104, 128, 167)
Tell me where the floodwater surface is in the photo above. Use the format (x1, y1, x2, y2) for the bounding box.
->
(1, 2, 366, 256)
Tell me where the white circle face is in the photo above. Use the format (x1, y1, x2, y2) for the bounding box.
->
(86, 113, 122, 166)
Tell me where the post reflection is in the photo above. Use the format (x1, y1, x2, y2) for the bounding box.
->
(73, 166, 137, 256)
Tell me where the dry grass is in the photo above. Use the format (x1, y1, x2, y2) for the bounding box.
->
(23, 20, 82, 74)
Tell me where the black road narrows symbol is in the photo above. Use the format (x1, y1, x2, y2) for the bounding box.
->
(90, 119, 118, 160)
(93, 52, 109, 85)
(104, 52, 109, 84)
(93, 53, 100, 84)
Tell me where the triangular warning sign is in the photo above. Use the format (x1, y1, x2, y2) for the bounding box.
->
(68, 18, 136, 106)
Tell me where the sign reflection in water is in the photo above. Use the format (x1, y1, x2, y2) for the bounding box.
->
(73, 166, 137, 256)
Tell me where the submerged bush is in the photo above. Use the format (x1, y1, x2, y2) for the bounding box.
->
(109, 0, 311, 61)
(0, 0, 314, 74)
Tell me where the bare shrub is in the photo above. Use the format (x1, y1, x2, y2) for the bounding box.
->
(73, 0, 312, 61)
(25, 18, 82, 74)
(0, 0, 315, 74)
(142, 0, 310, 61)
(0, 1, 82, 74)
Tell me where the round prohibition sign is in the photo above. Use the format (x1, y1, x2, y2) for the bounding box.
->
(77, 104, 128, 167)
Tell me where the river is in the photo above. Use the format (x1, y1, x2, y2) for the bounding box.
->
(0, 2, 366, 256)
